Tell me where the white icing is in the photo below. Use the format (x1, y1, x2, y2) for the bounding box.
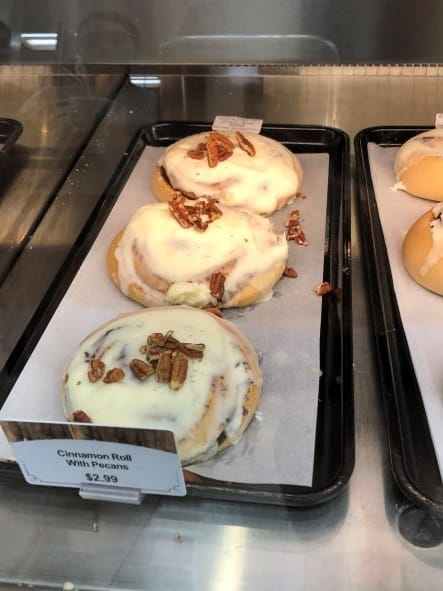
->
(394, 128, 443, 180)
(166, 282, 215, 307)
(115, 202, 288, 306)
(420, 203, 443, 276)
(158, 131, 303, 215)
(64, 307, 254, 458)
(390, 181, 406, 192)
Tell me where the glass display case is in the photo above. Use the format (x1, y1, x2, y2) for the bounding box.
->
(1, 3, 443, 590)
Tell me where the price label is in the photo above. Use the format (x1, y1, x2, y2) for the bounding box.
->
(1, 421, 186, 500)
(213, 115, 263, 133)
(435, 113, 443, 128)
(11, 438, 186, 497)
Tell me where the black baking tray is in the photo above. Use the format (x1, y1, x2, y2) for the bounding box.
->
(0, 122, 353, 507)
(355, 126, 443, 516)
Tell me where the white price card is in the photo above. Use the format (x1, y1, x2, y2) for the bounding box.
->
(1, 420, 186, 500)
(435, 113, 443, 128)
(213, 115, 263, 133)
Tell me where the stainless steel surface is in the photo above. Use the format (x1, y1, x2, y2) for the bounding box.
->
(1, 65, 443, 589)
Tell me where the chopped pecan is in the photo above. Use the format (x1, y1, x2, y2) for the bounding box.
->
(283, 266, 298, 278)
(168, 195, 193, 229)
(187, 142, 208, 160)
(235, 131, 256, 156)
(314, 282, 333, 296)
(103, 367, 125, 383)
(155, 350, 173, 383)
(170, 352, 189, 390)
(72, 410, 92, 423)
(187, 148, 206, 160)
(209, 271, 226, 302)
(129, 358, 155, 380)
(285, 209, 308, 245)
(88, 359, 105, 383)
(168, 195, 223, 232)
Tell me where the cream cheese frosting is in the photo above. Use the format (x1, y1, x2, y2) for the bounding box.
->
(158, 131, 303, 215)
(63, 307, 260, 463)
(114, 201, 288, 308)
(394, 128, 443, 180)
(420, 202, 443, 276)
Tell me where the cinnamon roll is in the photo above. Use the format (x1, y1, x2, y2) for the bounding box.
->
(394, 129, 443, 201)
(152, 130, 303, 216)
(402, 202, 443, 295)
(62, 306, 262, 464)
(107, 199, 288, 309)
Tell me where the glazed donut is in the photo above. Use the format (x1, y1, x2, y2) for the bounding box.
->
(402, 202, 443, 295)
(152, 130, 303, 216)
(107, 199, 288, 309)
(62, 306, 262, 465)
(394, 128, 443, 201)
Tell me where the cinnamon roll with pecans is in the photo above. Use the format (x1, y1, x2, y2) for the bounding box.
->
(107, 198, 288, 309)
(62, 306, 262, 464)
(152, 130, 303, 216)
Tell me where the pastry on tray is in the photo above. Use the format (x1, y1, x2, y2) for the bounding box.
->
(394, 128, 443, 201)
(152, 129, 303, 216)
(62, 306, 262, 465)
(402, 202, 443, 295)
(107, 198, 288, 309)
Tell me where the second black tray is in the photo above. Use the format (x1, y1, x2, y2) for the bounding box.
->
(355, 126, 443, 516)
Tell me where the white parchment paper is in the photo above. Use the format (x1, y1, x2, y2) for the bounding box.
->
(367, 143, 443, 479)
(0, 147, 331, 487)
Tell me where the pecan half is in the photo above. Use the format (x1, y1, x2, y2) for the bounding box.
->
(314, 281, 333, 296)
(71, 410, 92, 423)
(148, 332, 169, 346)
(129, 358, 155, 380)
(170, 352, 189, 390)
(283, 266, 298, 278)
(209, 271, 226, 302)
(88, 359, 105, 383)
(235, 131, 256, 156)
(180, 342, 205, 359)
(206, 133, 219, 167)
(155, 350, 173, 383)
(146, 346, 163, 365)
(103, 367, 125, 383)
(211, 130, 235, 150)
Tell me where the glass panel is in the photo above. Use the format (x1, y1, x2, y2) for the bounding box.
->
(0, 0, 442, 65)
